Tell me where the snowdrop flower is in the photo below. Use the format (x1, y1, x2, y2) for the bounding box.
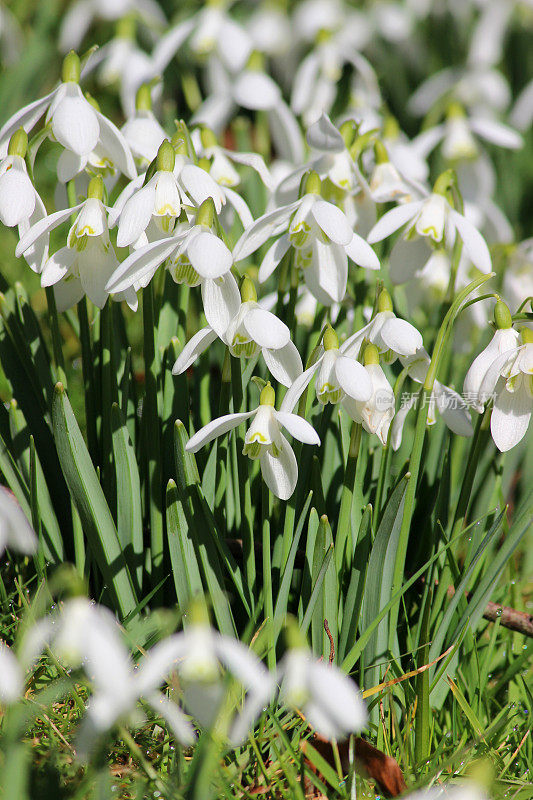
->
(0, 129, 40, 228)
(345, 345, 395, 445)
(392, 347, 474, 450)
(17, 176, 133, 312)
(0, 486, 37, 558)
(234, 172, 379, 306)
(368, 171, 492, 276)
(152, 2, 252, 77)
(280, 325, 373, 416)
(173, 276, 302, 387)
(0, 642, 23, 704)
(107, 198, 238, 337)
(59, 0, 166, 54)
(369, 142, 414, 204)
(187, 382, 320, 500)
(463, 302, 521, 413)
(121, 85, 167, 167)
(278, 621, 367, 739)
(408, 65, 511, 120)
(412, 103, 522, 164)
(136, 603, 275, 745)
(0, 52, 136, 181)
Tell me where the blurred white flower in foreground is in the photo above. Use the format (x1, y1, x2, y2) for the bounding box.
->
(173, 276, 302, 388)
(186, 382, 320, 500)
(0, 641, 23, 704)
(0, 486, 37, 558)
(278, 622, 367, 739)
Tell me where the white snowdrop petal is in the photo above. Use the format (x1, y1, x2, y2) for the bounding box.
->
(390, 397, 417, 451)
(491, 383, 532, 452)
(0, 90, 55, 156)
(262, 341, 303, 387)
(172, 327, 218, 374)
(56, 149, 86, 183)
(259, 433, 298, 500)
(54, 274, 85, 311)
(180, 164, 225, 213)
(233, 203, 299, 261)
(243, 307, 290, 349)
(449, 210, 492, 274)
(116, 183, 156, 248)
(367, 201, 421, 243)
(311, 199, 353, 246)
(201, 273, 241, 338)
(109, 173, 145, 228)
(268, 100, 305, 164)
(470, 117, 523, 150)
(218, 18, 253, 72)
(52, 84, 100, 156)
(306, 113, 345, 153)
(233, 71, 281, 111)
(311, 240, 348, 304)
(224, 150, 272, 189)
(274, 412, 320, 445)
(188, 231, 232, 279)
(308, 662, 367, 735)
(223, 187, 254, 229)
(95, 110, 137, 179)
(344, 232, 380, 269)
(291, 52, 319, 115)
(147, 692, 197, 746)
(335, 357, 373, 402)
(435, 383, 473, 438)
(41, 246, 76, 287)
(186, 411, 254, 453)
(380, 318, 423, 357)
(279, 362, 321, 414)
(258, 234, 291, 283)
(463, 329, 519, 406)
(0, 166, 36, 227)
(388, 236, 431, 284)
(15, 203, 84, 258)
(106, 236, 178, 293)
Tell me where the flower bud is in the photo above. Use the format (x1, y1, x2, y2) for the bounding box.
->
(62, 50, 80, 83)
(240, 275, 257, 303)
(363, 343, 380, 366)
(84, 92, 100, 111)
(433, 169, 455, 197)
(493, 300, 512, 330)
(323, 325, 339, 351)
(136, 84, 152, 112)
(87, 175, 104, 200)
(377, 288, 393, 313)
(156, 140, 175, 172)
(197, 156, 211, 172)
(7, 128, 28, 158)
(374, 140, 389, 165)
(200, 127, 218, 149)
(246, 50, 264, 71)
(301, 170, 321, 196)
(339, 120, 357, 149)
(196, 197, 216, 228)
(260, 382, 276, 406)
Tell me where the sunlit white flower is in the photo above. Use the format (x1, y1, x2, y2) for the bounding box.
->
(234, 174, 379, 306)
(0, 486, 37, 558)
(408, 65, 511, 120)
(16, 176, 133, 311)
(368, 181, 492, 275)
(186, 382, 320, 500)
(121, 85, 167, 167)
(107, 198, 237, 336)
(0, 642, 22, 704)
(278, 641, 367, 739)
(503, 240, 533, 321)
(0, 132, 39, 228)
(173, 276, 302, 387)
(344, 346, 395, 445)
(0, 52, 136, 181)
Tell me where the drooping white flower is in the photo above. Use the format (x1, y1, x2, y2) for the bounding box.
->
(0, 52, 136, 181)
(278, 624, 367, 739)
(0, 486, 37, 558)
(173, 276, 302, 387)
(279, 324, 373, 415)
(367, 175, 492, 275)
(0, 641, 23, 705)
(186, 382, 320, 500)
(121, 85, 167, 167)
(0, 130, 39, 228)
(342, 345, 395, 445)
(234, 172, 379, 306)
(463, 303, 521, 412)
(502, 240, 533, 321)
(21, 596, 195, 758)
(58, 0, 166, 54)
(16, 176, 134, 311)
(136, 606, 275, 745)
(107, 197, 237, 337)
